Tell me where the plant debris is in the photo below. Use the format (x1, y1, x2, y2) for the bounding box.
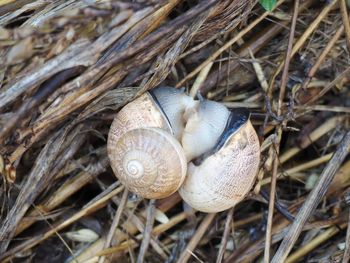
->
(0, 0, 349, 262)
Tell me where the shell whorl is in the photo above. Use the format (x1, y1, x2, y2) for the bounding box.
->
(125, 159, 144, 178)
(107, 92, 172, 148)
(109, 127, 187, 199)
(179, 120, 260, 213)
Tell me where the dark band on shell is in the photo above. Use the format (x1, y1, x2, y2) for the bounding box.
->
(193, 108, 250, 165)
(148, 87, 175, 133)
(148, 88, 173, 133)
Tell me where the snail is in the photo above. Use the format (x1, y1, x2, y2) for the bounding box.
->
(178, 105, 260, 213)
(107, 86, 260, 212)
(107, 87, 197, 199)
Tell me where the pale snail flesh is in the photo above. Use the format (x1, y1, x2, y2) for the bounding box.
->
(107, 87, 196, 199)
(150, 86, 198, 140)
(181, 100, 230, 161)
(179, 108, 260, 213)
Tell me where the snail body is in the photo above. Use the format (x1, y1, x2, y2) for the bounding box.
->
(107, 87, 195, 199)
(182, 100, 230, 161)
(179, 108, 260, 213)
(150, 87, 198, 140)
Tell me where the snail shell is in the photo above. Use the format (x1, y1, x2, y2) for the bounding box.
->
(109, 127, 187, 199)
(107, 87, 194, 199)
(108, 92, 172, 144)
(179, 109, 260, 213)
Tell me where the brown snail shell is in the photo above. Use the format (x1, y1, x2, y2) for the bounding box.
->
(107, 92, 172, 145)
(109, 127, 187, 199)
(107, 87, 195, 199)
(179, 108, 260, 213)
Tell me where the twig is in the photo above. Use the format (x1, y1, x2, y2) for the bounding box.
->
(342, 203, 350, 263)
(295, 105, 350, 114)
(260, 153, 334, 186)
(16, 154, 109, 236)
(74, 194, 183, 262)
(175, 0, 286, 88)
(304, 66, 350, 106)
(0, 128, 68, 253)
(286, 225, 345, 263)
(199, 0, 315, 96)
(216, 208, 234, 263)
(278, 0, 299, 113)
(267, 0, 338, 95)
(249, 49, 269, 92)
(0, 0, 36, 16)
(340, 0, 350, 51)
(271, 131, 350, 262)
(301, 25, 344, 90)
(280, 116, 345, 163)
(178, 213, 216, 263)
(264, 129, 281, 263)
(0, 66, 85, 145)
(95, 211, 188, 259)
(137, 199, 156, 263)
(260, 189, 295, 222)
(189, 62, 213, 98)
(0, 185, 125, 262)
(264, 0, 299, 261)
(98, 188, 128, 263)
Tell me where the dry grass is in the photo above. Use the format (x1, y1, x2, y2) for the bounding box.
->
(0, 0, 349, 262)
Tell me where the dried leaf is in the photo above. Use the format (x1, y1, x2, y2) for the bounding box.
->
(65, 229, 99, 243)
(0, 154, 4, 174)
(0, 27, 10, 40)
(6, 37, 34, 65)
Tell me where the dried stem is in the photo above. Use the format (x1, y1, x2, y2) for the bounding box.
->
(267, 0, 338, 95)
(175, 0, 286, 88)
(0, 185, 125, 262)
(343, 206, 350, 263)
(340, 0, 350, 51)
(178, 213, 216, 263)
(137, 199, 156, 263)
(301, 25, 344, 90)
(99, 188, 129, 263)
(271, 131, 350, 262)
(264, 1, 299, 261)
(216, 208, 234, 263)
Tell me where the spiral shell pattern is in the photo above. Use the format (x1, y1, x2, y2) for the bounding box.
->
(109, 127, 187, 199)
